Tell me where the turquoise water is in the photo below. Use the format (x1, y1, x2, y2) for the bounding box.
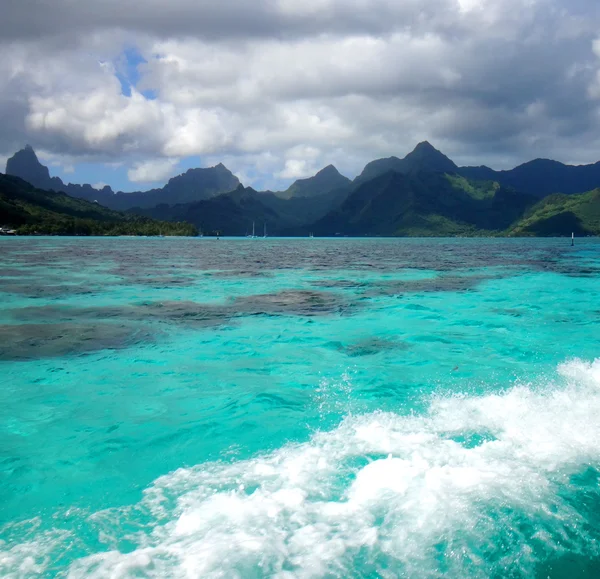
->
(1, 237, 600, 578)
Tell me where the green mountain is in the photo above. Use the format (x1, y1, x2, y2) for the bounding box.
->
(6, 142, 600, 238)
(5, 147, 239, 210)
(311, 171, 537, 237)
(258, 186, 351, 227)
(135, 181, 352, 235)
(130, 184, 281, 236)
(355, 141, 458, 184)
(459, 159, 600, 198)
(0, 173, 196, 236)
(277, 165, 351, 199)
(116, 164, 240, 209)
(353, 142, 600, 198)
(508, 189, 600, 236)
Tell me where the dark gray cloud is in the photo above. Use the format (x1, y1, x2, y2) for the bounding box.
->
(1, 0, 457, 43)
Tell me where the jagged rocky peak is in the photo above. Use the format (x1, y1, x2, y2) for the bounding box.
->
(7, 144, 43, 168)
(6, 145, 52, 185)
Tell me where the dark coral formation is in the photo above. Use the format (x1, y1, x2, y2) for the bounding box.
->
(0, 323, 153, 361)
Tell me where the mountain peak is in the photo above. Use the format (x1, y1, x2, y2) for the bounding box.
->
(407, 141, 445, 158)
(403, 141, 457, 173)
(6, 145, 56, 190)
(11, 144, 41, 163)
(414, 140, 435, 151)
(355, 142, 457, 184)
(281, 164, 351, 199)
(163, 163, 241, 203)
(317, 164, 341, 175)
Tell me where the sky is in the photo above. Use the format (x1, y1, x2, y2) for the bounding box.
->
(2, 0, 600, 192)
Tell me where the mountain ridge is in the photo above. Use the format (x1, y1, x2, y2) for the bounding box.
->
(277, 164, 352, 199)
(129, 184, 282, 236)
(5, 147, 240, 211)
(8, 142, 600, 209)
(311, 170, 538, 237)
(354, 141, 458, 184)
(507, 189, 600, 236)
(5, 142, 600, 237)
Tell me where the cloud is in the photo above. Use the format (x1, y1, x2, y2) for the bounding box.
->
(127, 158, 180, 183)
(277, 160, 314, 180)
(275, 145, 322, 179)
(0, 0, 458, 44)
(92, 182, 108, 190)
(0, 0, 599, 188)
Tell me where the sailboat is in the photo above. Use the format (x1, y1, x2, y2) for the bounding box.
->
(263, 223, 268, 238)
(309, 232, 314, 238)
(247, 222, 257, 238)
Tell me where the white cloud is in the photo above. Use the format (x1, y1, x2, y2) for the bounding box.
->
(27, 88, 165, 154)
(92, 182, 108, 190)
(277, 160, 314, 180)
(127, 158, 180, 183)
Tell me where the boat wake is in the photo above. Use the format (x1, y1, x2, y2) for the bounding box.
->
(3, 359, 600, 578)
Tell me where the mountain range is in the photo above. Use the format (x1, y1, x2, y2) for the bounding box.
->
(3, 141, 600, 236)
(5, 146, 241, 210)
(311, 171, 538, 237)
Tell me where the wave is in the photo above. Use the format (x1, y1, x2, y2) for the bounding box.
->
(3, 359, 600, 578)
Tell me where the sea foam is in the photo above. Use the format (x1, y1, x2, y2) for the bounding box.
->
(4, 359, 600, 578)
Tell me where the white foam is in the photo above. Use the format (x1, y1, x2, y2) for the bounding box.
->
(0, 524, 70, 579)
(6, 359, 600, 578)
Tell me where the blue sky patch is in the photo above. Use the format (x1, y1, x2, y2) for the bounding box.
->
(114, 47, 156, 99)
(51, 162, 132, 192)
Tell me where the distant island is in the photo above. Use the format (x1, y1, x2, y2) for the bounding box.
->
(2, 142, 600, 237)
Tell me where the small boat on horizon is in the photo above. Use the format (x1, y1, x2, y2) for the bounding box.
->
(247, 222, 257, 239)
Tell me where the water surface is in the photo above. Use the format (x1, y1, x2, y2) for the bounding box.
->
(1, 237, 600, 578)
